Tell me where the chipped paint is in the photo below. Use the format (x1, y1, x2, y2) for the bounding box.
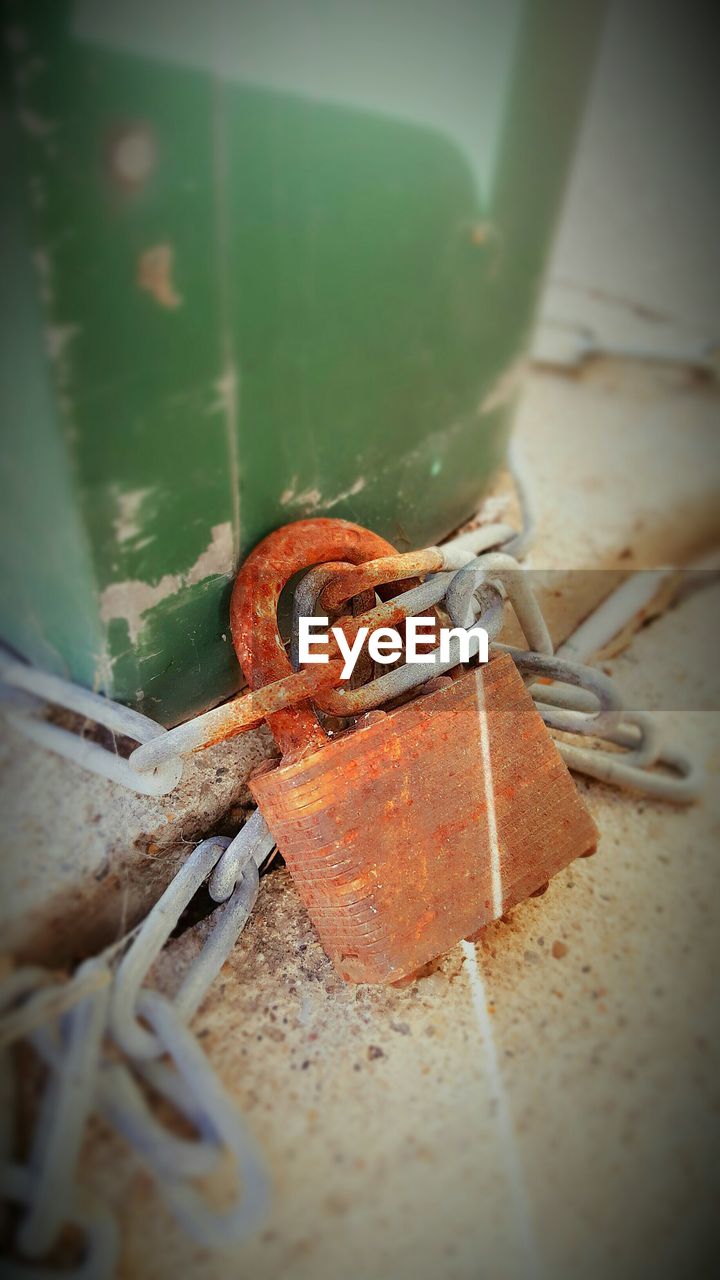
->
(137, 244, 182, 309)
(280, 476, 366, 511)
(44, 323, 79, 396)
(290, 487, 322, 510)
(45, 324, 79, 362)
(325, 477, 366, 509)
(213, 359, 241, 562)
(109, 125, 156, 187)
(112, 487, 153, 545)
(31, 249, 52, 305)
(279, 476, 299, 505)
(469, 220, 498, 246)
(100, 522, 234, 643)
(185, 520, 234, 584)
(92, 642, 116, 696)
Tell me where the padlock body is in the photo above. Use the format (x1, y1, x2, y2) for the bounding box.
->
(252, 653, 597, 983)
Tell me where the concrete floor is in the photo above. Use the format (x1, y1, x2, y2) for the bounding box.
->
(77, 584, 720, 1280)
(57, 359, 719, 1280)
(5, 355, 718, 967)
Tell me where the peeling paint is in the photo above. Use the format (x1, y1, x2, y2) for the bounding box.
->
(92, 643, 115, 696)
(32, 249, 52, 305)
(290, 487, 323, 510)
(137, 244, 182, 309)
(100, 522, 234, 643)
(213, 359, 241, 562)
(325, 477, 366, 509)
(45, 324, 79, 362)
(185, 520, 234, 585)
(469, 220, 498, 246)
(279, 476, 299, 505)
(113, 487, 153, 545)
(109, 125, 156, 188)
(280, 476, 366, 511)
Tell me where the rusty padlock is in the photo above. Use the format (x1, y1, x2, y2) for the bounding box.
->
(231, 518, 597, 984)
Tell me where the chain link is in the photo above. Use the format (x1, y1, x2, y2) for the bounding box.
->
(0, 468, 707, 1273)
(0, 645, 183, 796)
(0, 816, 272, 1273)
(0, 523, 519, 795)
(0, 521, 704, 807)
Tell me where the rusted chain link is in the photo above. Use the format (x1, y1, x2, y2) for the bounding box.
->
(0, 479, 703, 807)
(290, 564, 504, 715)
(138, 524, 519, 766)
(0, 521, 519, 794)
(317, 521, 516, 612)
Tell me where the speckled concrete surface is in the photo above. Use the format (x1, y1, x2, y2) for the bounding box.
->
(4, 360, 719, 1278)
(513, 360, 719, 572)
(73, 590, 719, 1280)
(2, 359, 719, 965)
(0, 721, 276, 964)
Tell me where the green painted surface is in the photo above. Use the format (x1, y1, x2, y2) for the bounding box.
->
(1, 0, 604, 723)
(0, 109, 104, 687)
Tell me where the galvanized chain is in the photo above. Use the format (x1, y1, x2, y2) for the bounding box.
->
(0, 523, 518, 795)
(0, 475, 703, 804)
(444, 556, 703, 802)
(0, 822, 272, 1275)
(284, 549, 702, 802)
(0, 646, 184, 796)
(0, 450, 705, 1276)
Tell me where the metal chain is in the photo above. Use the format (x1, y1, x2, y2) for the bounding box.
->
(0, 1165, 118, 1280)
(0, 526, 704, 805)
(0, 646, 184, 796)
(289, 565, 504, 716)
(0, 453, 705, 1277)
(282, 543, 701, 801)
(442, 557, 702, 803)
(0, 522, 520, 795)
(1, 409, 703, 805)
(0, 819, 272, 1274)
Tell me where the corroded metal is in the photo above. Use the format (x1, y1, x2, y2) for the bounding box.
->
(251, 653, 598, 983)
(320, 548, 445, 612)
(230, 518, 398, 757)
(230, 517, 599, 985)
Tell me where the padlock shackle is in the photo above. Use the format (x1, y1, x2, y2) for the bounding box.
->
(230, 518, 397, 757)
